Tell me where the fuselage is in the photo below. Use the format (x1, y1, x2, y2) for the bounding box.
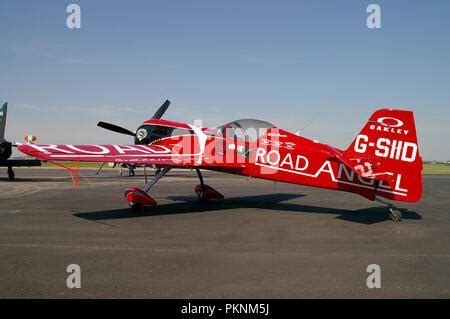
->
(142, 118, 408, 202)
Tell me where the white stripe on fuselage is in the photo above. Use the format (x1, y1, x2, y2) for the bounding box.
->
(254, 162, 407, 197)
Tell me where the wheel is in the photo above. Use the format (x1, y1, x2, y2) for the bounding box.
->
(129, 169, 135, 177)
(129, 202, 142, 209)
(7, 167, 15, 181)
(389, 206, 402, 221)
(195, 189, 210, 202)
(155, 168, 162, 176)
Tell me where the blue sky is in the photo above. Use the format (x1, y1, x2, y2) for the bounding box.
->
(1, 0, 449, 159)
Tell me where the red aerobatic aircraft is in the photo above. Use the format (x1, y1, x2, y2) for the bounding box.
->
(17, 100, 422, 221)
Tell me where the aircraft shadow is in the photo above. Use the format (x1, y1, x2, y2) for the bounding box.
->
(73, 193, 422, 225)
(0, 177, 67, 182)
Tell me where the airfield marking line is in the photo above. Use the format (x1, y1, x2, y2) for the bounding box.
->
(1, 243, 450, 259)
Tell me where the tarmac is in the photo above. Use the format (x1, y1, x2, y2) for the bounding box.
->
(0, 168, 449, 298)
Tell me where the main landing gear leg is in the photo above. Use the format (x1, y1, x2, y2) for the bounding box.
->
(7, 166, 15, 181)
(375, 197, 402, 221)
(194, 169, 224, 202)
(124, 167, 171, 209)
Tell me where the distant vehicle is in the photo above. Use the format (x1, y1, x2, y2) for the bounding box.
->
(18, 100, 423, 221)
(0, 103, 41, 180)
(95, 162, 161, 176)
(95, 162, 138, 176)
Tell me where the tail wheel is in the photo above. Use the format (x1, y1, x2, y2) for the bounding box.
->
(389, 206, 402, 221)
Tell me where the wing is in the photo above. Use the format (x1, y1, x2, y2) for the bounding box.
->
(17, 143, 194, 167)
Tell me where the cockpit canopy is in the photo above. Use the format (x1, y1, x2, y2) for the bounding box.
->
(217, 119, 274, 142)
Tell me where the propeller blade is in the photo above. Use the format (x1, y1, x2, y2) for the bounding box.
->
(97, 121, 135, 136)
(151, 99, 171, 119)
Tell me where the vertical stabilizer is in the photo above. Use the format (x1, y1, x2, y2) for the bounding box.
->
(0, 103, 7, 139)
(344, 108, 422, 202)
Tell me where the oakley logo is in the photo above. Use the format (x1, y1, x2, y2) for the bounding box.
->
(376, 117, 403, 128)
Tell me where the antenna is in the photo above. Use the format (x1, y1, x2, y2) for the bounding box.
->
(296, 113, 319, 136)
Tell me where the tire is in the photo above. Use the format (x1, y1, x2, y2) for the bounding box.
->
(389, 207, 402, 221)
(196, 190, 210, 202)
(129, 202, 142, 209)
(129, 169, 135, 177)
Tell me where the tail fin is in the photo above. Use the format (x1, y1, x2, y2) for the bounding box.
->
(0, 102, 7, 139)
(344, 109, 422, 202)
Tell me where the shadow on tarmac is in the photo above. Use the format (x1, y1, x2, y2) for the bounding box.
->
(73, 193, 422, 225)
(0, 177, 68, 182)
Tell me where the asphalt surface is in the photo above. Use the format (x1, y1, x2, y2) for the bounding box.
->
(0, 168, 449, 298)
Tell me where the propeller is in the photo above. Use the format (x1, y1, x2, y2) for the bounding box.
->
(96, 99, 171, 136)
(97, 121, 135, 136)
(151, 99, 170, 119)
